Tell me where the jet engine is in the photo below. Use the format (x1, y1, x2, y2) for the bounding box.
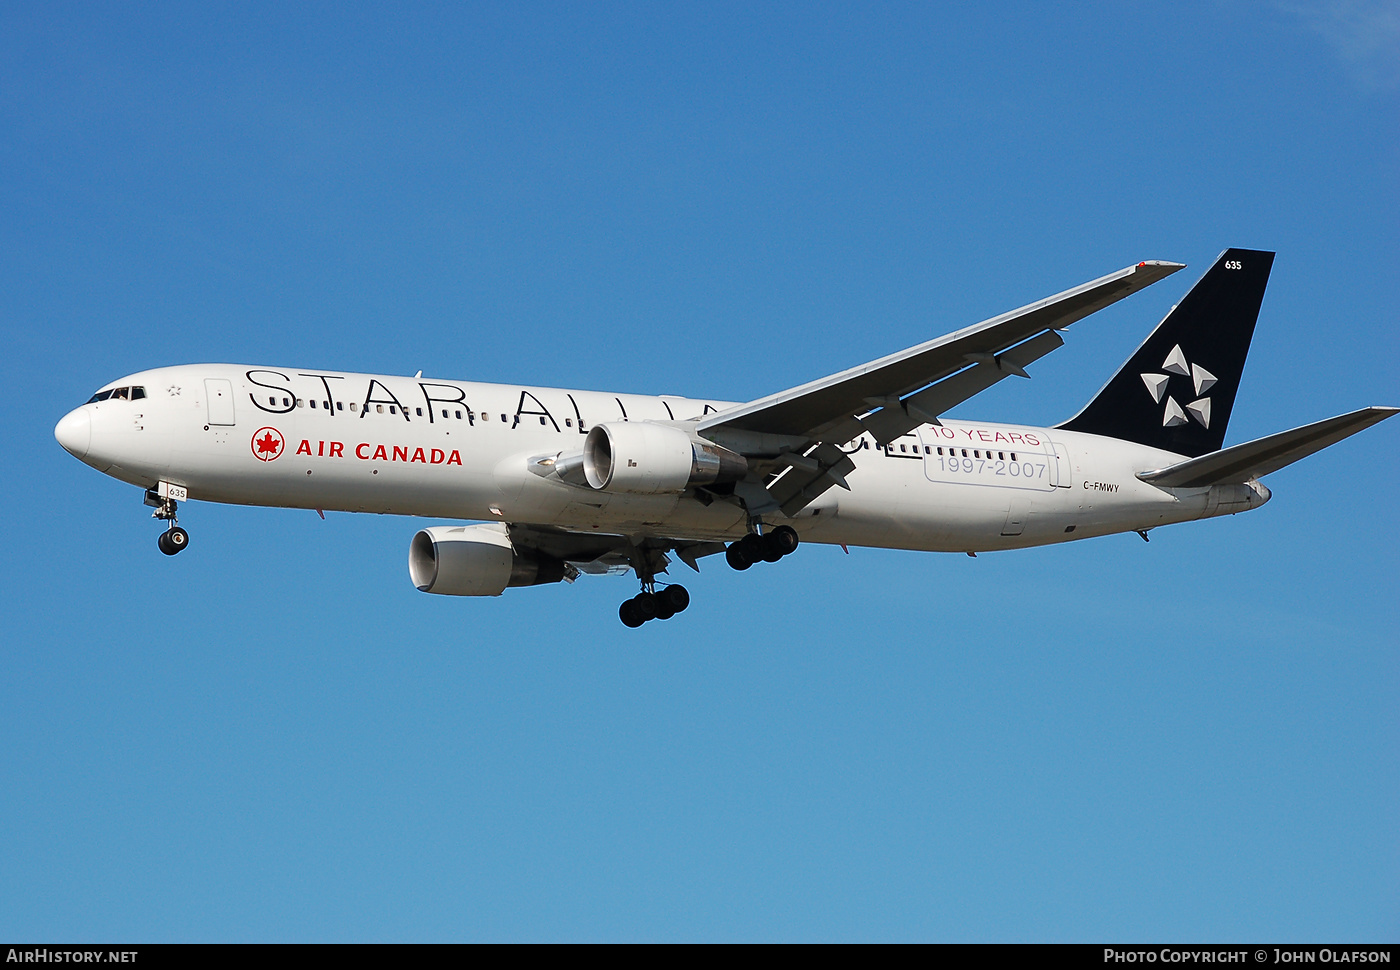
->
(408, 523, 568, 596)
(582, 422, 747, 494)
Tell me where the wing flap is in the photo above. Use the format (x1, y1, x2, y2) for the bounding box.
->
(1137, 407, 1398, 488)
(857, 329, 1065, 446)
(762, 442, 858, 517)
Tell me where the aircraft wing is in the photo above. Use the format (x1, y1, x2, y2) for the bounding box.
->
(698, 259, 1184, 448)
(695, 258, 1184, 516)
(1137, 406, 1399, 488)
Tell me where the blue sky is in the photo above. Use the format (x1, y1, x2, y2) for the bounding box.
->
(1, 2, 1396, 941)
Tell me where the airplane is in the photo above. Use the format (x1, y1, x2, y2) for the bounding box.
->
(54, 248, 1396, 627)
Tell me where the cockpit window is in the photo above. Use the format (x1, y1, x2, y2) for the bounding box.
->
(84, 386, 145, 404)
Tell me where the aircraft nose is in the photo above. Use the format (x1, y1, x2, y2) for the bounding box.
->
(55, 408, 91, 459)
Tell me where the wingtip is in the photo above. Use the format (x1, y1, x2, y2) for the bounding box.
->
(1137, 260, 1187, 271)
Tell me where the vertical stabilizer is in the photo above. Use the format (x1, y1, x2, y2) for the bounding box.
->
(1058, 248, 1274, 457)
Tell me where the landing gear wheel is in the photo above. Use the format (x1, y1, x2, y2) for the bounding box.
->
(771, 525, 799, 556)
(760, 533, 785, 563)
(661, 585, 690, 613)
(619, 599, 645, 628)
(726, 543, 753, 570)
(654, 600, 677, 621)
(633, 591, 659, 621)
(158, 527, 189, 556)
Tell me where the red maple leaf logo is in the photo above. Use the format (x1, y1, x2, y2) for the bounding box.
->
(251, 428, 284, 461)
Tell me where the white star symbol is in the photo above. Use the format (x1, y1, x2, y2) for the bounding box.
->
(1140, 345, 1215, 428)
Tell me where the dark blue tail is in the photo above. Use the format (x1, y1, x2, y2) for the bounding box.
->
(1058, 248, 1274, 457)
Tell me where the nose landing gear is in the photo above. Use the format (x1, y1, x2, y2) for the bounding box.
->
(145, 485, 190, 556)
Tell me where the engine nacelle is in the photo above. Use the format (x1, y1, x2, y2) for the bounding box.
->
(408, 523, 567, 596)
(582, 422, 747, 493)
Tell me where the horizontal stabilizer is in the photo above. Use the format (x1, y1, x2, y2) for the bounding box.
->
(1137, 406, 1398, 488)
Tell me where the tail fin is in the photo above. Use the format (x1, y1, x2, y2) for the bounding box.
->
(1058, 248, 1275, 457)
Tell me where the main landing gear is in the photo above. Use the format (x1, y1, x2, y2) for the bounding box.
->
(725, 524, 798, 570)
(145, 487, 190, 556)
(619, 584, 690, 628)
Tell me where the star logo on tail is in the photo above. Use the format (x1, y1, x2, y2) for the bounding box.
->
(1140, 344, 1216, 428)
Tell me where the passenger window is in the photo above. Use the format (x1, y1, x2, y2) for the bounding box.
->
(376, 405, 384, 413)
(131, 387, 145, 400)
(441, 409, 448, 418)
(323, 401, 330, 409)
(269, 396, 277, 405)
(337, 402, 343, 411)
(310, 400, 316, 408)
(350, 403, 357, 411)
(500, 414, 507, 423)
(296, 399, 304, 407)
(539, 416, 546, 425)
(389, 406, 396, 415)
(1010, 452, 1016, 461)
(284, 397, 291, 407)
(962, 449, 968, 457)
(455, 410, 462, 419)
(565, 418, 573, 427)
(999, 452, 1005, 460)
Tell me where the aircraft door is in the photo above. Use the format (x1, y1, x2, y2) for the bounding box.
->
(1001, 495, 1030, 536)
(1047, 439, 1072, 488)
(205, 378, 236, 426)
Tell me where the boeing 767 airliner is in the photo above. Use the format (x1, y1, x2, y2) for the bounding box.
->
(54, 248, 1396, 626)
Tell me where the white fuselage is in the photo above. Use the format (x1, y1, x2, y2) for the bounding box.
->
(58, 364, 1270, 552)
